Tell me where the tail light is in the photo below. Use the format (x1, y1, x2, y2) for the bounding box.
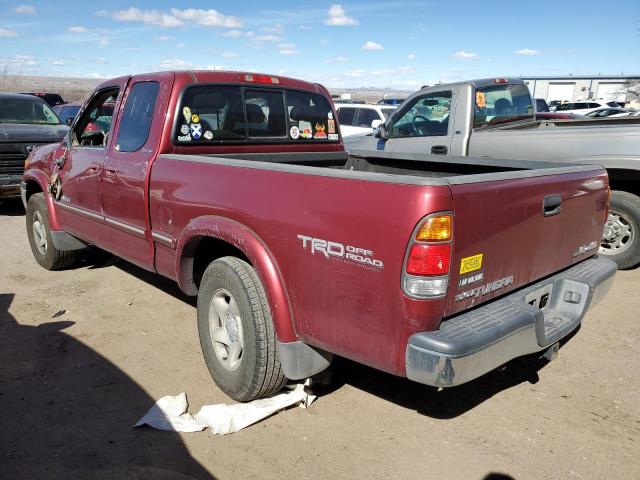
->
(402, 213, 453, 299)
(242, 74, 280, 84)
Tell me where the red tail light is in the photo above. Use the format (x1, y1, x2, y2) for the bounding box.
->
(406, 244, 451, 276)
(242, 74, 280, 84)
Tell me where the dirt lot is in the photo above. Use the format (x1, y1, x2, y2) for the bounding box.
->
(1, 197, 639, 480)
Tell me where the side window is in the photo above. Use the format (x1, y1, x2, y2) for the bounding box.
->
(337, 107, 356, 126)
(115, 82, 159, 152)
(176, 86, 245, 142)
(244, 89, 286, 138)
(72, 89, 118, 148)
(390, 92, 451, 137)
(286, 90, 337, 141)
(356, 109, 380, 128)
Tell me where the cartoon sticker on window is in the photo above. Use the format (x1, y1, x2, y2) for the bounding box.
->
(314, 123, 327, 139)
(300, 127, 313, 139)
(476, 92, 486, 109)
(183, 106, 192, 124)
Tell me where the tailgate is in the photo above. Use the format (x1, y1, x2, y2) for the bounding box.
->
(445, 166, 609, 317)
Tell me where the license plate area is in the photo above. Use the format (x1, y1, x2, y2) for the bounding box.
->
(525, 283, 553, 311)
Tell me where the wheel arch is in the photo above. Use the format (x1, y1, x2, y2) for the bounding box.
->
(22, 170, 62, 230)
(175, 215, 297, 342)
(606, 168, 640, 197)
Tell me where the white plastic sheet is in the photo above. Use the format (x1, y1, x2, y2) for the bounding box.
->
(134, 382, 315, 435)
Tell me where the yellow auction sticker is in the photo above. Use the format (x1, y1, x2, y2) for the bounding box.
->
(460, 253, 483, 274)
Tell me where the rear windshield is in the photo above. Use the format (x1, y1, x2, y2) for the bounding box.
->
(175, 86, 339, 144)
(473, 83, 534, 128)
(0, 97, 61, 125)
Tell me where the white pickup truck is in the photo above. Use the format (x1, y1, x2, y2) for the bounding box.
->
(345, 78, 640, 269)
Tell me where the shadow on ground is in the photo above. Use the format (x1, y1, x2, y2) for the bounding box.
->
(0, 293, 214, 480)
(315, 333, 577, 420)
(0, 198, 25, 216)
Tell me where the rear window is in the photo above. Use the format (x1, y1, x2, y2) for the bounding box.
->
(0, 97, 61, 125)
(175, 86, 338, 144)
(473, 83, 534, 128)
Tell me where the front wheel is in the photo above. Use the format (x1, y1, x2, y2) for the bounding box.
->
(599, 190, 640, 269)
(197, 256, 286, 402)
(26, 193, 77, 270)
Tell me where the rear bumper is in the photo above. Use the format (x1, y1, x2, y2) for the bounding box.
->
(406, 256, 617, 387)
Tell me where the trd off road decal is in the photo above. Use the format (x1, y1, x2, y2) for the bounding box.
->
(297, 235, 384, 269)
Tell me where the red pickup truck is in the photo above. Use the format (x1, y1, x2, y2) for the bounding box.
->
(22, 71, 617, 402)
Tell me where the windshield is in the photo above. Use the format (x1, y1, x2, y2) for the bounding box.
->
(0, 97, 61, 125)
(473, 83, 534, 128)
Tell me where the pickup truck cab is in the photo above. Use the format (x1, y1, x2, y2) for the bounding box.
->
(346, 78, 640, 269)
(22, 71, 616, 402)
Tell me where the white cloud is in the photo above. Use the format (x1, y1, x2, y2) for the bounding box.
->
(254, 34, 282, 42)
(325, 4, 358, 26)
(96, 38, 110, 46)
(407, 53, 415, 60)
(453, 50, 478, 59)
(0, 28, 17, 37)
(50, 59, 64, 66)
(278, 43, 300, 55)
(68, 26, 88, 33)
(514, 48, 540, 56)
(261, 24, 283, 34)
(222, 30, 244, 37)
(362, 41, 383, 51)
(169, 8, 242, 28)
(112, 7, 184, 27)
(95, 57, 108, 64)
(11, 55, 37, 66)
(221, 51, 238, 58)
(13, 5, 35, 14)
(371, 66, 415, 76)
(344, 69, 366, 77)
(154, 35, 174, 41)
(326, 56, 348, 64)
(159, 58, 192, 69)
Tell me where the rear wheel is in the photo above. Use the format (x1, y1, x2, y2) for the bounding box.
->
(197, 256, 286, 402)
(26, 193, 77, 270)
(599, 190, 640, 269)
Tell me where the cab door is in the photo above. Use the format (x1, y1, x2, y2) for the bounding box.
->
(56, 81, 126, 245)
(380, 89, 455, 156)
(100, 75, 169, 270)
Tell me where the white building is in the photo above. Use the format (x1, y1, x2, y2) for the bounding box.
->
(520, 75, 639, 104)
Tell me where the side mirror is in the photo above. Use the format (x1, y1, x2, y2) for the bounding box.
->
(374, 123, 389, 140)
(371, 119, 383, 129)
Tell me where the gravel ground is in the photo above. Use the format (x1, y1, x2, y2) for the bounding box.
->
(1, 197, 639, 480)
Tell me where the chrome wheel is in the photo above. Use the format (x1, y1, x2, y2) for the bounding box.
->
(208, 288, 244, 372)
(600, 210, 634, 255)
(32, 210, 48, 256)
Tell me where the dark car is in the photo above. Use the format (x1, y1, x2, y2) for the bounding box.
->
(0, 93, 69, 198)
(20, 92, 65, 107)
(53, 102, 82, 125)
(377, 98, 406, 106)
(535, 98, 549, 112)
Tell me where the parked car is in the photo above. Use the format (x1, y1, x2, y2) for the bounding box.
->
(52, 102, 82, 125)
(336, 103, 397, 137)
(19, 92, 65, 107)
(584, 107, 632, 118)
(0, 93, 69, 198)
(555, 100, 619, 115)
(535, 98, 550, 112)
(377, 97, 406, 106)
(22, 70, 616, 404)
(345, 78, 640, 269)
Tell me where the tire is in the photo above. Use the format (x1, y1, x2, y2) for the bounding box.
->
(599, 190, 640, 269)
(25, 193, 77, 270)
(197, 256, 286, 402)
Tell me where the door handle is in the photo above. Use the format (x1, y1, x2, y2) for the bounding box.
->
(431, 145, 448, 155)
(543, 195, 562, 217)
(104, 168, 116, 177)
(88, 163, 100, 173)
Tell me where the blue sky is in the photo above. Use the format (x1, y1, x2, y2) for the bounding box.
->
(0, 0, 638, 89)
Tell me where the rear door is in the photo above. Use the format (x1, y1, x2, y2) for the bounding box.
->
(101, 74, 170, 269)
(444, 167, 609, 317)
(380, 89, 455, 156)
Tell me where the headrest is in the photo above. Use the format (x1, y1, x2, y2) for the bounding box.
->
(289, 105, 323, 122)
(246, 103, 266, 123)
